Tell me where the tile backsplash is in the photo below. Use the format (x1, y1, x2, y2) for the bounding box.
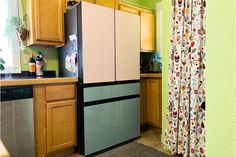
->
(140, 52, 153, 73)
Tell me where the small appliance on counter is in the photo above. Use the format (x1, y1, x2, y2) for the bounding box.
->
(150, 52, 162, 73)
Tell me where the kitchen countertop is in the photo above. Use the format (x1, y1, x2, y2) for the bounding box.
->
(140, 73, 162, 78)
(0, 77, 78, 87)
(0, 73, 161, 86)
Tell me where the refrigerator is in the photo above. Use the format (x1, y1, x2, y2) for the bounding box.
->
(58, 2, 140, 156)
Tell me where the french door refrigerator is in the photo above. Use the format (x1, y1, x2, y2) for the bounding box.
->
(58, 2, 140, 156)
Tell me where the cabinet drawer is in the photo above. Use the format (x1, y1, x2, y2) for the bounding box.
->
(46, 84, 76, 101)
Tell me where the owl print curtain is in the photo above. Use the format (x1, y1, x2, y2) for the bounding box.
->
(165, 0, 206, 157)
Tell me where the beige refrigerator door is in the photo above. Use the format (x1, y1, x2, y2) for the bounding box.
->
(115, 10, 140, 81)
(82, 2, 115, 83)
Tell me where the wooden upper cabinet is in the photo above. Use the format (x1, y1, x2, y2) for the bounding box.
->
(118, 3, 155, 51)
(83, 0, 95, 2)
(27, 0, 64, 46)
(95, 0, 117, 9)
(119, 3, 139, 15)
(140, 11, 155, 51)
(46, 100, 76, 153)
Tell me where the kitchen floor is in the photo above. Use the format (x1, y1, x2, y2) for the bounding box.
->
(136, 126, 172, 156)
(69, 126, 173, 157)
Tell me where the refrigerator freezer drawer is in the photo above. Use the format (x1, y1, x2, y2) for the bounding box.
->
(84, 98, 140, 155)
(84, 82, 140, 103)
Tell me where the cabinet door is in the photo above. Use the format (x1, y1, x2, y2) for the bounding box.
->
(34, 0, 64, 44)
(82, 2, 115, 83)
(140, 79, 147, 125)
(140, 11, 155, 51)
(115, 10, 140, 81)
(146, 78, 161, 127)
(119, 3, 139, 14)
(46, 100, 76, 153)
(95, 0, 116, 8)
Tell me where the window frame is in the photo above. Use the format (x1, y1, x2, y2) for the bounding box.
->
(0, 0, 21, 74)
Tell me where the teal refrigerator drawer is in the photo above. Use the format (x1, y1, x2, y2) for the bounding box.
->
(84, 98, 140, 155)
(84, 82, 140, 102)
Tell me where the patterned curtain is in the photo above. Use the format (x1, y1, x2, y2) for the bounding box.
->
(165, 0, 206, 157)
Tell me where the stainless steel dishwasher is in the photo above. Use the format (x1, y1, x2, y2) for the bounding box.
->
(0, 86, 35, 157)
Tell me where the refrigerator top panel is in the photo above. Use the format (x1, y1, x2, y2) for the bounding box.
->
(115, 10, 140, 81)
(59, 2, 116, 83)
(80, 2, 115, 84)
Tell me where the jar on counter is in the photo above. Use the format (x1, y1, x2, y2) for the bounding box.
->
(36, 52, 44, 77)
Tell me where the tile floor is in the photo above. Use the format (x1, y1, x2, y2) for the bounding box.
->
(136, 126, 173, 156)
(69, 126, 174, 157)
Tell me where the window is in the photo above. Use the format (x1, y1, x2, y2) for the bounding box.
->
(0, 0, 21, 73)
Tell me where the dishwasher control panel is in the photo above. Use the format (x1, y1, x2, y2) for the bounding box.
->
(1, 86, 33, 101)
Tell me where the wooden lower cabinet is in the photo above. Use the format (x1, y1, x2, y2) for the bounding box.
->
(146, 78, 161, 127)
(34, 83, 77, 157)
(46, 100, 76, 153)
(140, 79, 147, 125)
(140, 78, 162, 128)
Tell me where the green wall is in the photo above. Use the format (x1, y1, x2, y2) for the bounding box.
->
(160, 0, 236, 157)
(123, 0, 159, 10)
(158, 0, 171, 143)
(20, 46, 59, 75)
(206, 0, 236, 156)
(123, 0, 141, 5)
(140, 0, 160, 10)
